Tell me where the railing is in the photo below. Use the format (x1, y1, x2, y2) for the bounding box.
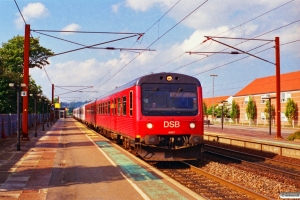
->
(0, 113, 49, 138)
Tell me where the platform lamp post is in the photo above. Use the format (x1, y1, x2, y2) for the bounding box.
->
(9, 76, 26, 151)
(46, 100, 50, 127)
(262, 97, 276, 135)
(218, 101, 228, 130)
(48, 102, 52, 126)
(39, 97, 45, 131)
(210, 74, 218, 123)
(30, 93, 41, 137)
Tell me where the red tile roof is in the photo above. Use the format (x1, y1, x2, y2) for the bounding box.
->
(234, 71, 300, 97)
(203, 96, 230, 107)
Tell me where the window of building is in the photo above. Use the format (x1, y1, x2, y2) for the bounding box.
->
(261, 112, 266, 120)
(281, 112, 288, 121)
(281, 92, 291, 103)
(244, 96, 249, 104)
(244, 113, 248, 120)
(261, 94, 270, 104)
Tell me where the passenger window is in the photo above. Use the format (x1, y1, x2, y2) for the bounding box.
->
(118, 98, 121, 116)
(114, 98, 117, 115)
(129, 91, 133, 116)
(122, 96, 126, 116)
(107, 101, 110, 115)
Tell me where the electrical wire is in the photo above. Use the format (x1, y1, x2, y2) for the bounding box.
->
(202, 77, 300, 95)
(14, 0, 26, 25)
(43, 66, 52, 85)
(88, 0, 182, 98)
(171, 20, 300, 74)
(91, 0, 209, 98)
(152, 0, 296, 72)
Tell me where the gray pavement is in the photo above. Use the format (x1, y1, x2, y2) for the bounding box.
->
(0, 118, 203, 200)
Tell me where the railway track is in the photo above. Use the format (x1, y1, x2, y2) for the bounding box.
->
(150, 161, 271, 200)
(199, 144, 300, 199)
(204, 144, 300, 176)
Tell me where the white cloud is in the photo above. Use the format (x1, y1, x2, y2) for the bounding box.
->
(111, 3, 123, 13)
(61, 24, 81, 35)
(125, 0, 177, 12)
(15, 2, 49, 29)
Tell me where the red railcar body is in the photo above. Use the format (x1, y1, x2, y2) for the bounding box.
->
(74, 72, 204, 161)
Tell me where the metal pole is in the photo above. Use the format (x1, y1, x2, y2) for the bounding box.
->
(22, 24, 30, 139)
(47, 103, 49, 127)
(210, 74, 218, 123)
(34, 97, 37, 137)
(275, 37, 281, 139)
(17, 85, 21, 151)
(221, 105, 224, 130)
(42, 100, 45, 131)
(269, 99, 271, 135)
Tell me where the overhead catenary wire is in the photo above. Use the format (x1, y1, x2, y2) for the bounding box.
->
(171, 20, 300, 74)
(152, 0, 296, 73)
(90, 0, 210, 100)
(43, 66, 52, 85)
(14, 0, 297, 102)
(86, 0, 183, 100)
(14, 0, 26, 25)
(202, 77, 300, 95)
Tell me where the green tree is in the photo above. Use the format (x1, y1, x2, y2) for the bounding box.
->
(264, 100, 275, 124)
(230, 100, 239, 123)
(0, 36, 53, 114)
(215, 104, 229, 118)
(246, 96, 256, 125)
(285, 98, 297, 127)
(203, 101, 208, 119)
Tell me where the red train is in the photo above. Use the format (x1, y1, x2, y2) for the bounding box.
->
(73, 72, 204, 161)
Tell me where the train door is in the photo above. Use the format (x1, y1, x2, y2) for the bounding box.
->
(94, 101, 97, 127)
(129, 90, 134, 137)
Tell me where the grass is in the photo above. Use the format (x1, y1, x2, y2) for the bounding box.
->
(287, 131, 300, 141)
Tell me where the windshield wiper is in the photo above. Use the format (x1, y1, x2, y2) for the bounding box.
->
(145, 86, 159, 98)
(171, 87, 183, 98)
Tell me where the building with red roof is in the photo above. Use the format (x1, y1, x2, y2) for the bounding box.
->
(203, 71, 300, 127)
(234, 71, 300, 126)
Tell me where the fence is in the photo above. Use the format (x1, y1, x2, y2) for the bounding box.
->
(0, 113, 50, 139)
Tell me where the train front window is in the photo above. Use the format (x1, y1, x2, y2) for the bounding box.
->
(142, 83, 198, 116)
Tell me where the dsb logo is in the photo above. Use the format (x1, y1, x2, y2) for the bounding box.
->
(164, 121, 180, 128)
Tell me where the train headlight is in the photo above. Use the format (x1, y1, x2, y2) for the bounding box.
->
(146, 123, 153, 129)
(189, 123, 196, 129)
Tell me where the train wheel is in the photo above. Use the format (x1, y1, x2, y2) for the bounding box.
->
(124, 138, 130, 149)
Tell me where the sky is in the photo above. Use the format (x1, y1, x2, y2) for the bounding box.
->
(1, 0, 299, 103)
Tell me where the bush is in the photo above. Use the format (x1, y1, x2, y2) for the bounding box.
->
(287, 131, 300, 141)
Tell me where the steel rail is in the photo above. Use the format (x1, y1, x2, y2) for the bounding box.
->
(182, 161, 272, 200)
(204, 144, 300, 171)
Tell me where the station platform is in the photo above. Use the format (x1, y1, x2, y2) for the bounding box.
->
(0, 117, 203, 200)
(204, 124, 300, 159)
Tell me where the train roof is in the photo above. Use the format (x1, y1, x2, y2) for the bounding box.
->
(73, 73, 201, 109)
(96, 72, 201, 100)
